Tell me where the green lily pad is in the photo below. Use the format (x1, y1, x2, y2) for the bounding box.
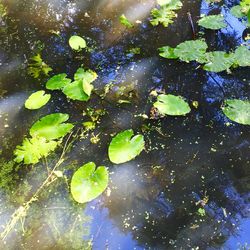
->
(153, 94, 191, 116)
(230, 5, 245, 18)
(69, 35, 87, 51)
(74, 68, 98, 96)
(174, 40, 208, 62)
(198, 14, 227, 30)
(71, 162, 109, 203)
(203, 51, 234, 72)
(62, 80, 89, 101)
(46, 73, 71, 90)
(233, 46, 250, 67)
(14, 137, 57, 164)
(222, 99, 250, 125)
(108, 129, 145, 164)
(30, 113, 74, 140)
(25, 90, 51, 110)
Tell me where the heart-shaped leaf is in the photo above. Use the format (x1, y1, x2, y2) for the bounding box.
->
(69, 35, 86, 51)
(74, 68, 97, 96)
(25, 90, 51, 110)
(108, 129, 145, 164)
(198, 14, 227, 30)
(62, 80, 89, 101)
(154, 94, 191, 116)
(30, 113, 74, 140)
(222, 99, 250, 125)
(71, 162, 109, 203)
(233, 46, 250, 67)
(46, 73, 71, 90)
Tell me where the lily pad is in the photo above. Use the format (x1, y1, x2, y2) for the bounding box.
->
(174, 40, 208, 62)
(63, 80, 89, 101)
(203, 51, 234, 72)
(222, 99, 250, 125)
(69, 35, 87, 51)
(233, 46, 250, 67)
(230, 5, 245, 18)
(25, 90, 51, 110)
(74, 68, 97, 96)
(46, 73, 71, 90)
(14, 137, 57, 164)
(108, 129, 145, 164)
(30, 113, 74, 140)
(153, 94, 191, 116)
(198, 14, 227, 30)
(71, 162, 109, 203)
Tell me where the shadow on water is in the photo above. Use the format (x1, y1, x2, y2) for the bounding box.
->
(0, 0, 249, 249)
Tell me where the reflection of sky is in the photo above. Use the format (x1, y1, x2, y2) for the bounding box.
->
(85, 204, 142, 250)
(200, 0, 246, 46)
(225, 218, 250, 248)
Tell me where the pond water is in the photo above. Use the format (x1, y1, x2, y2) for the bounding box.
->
(0, 0, 250, 249)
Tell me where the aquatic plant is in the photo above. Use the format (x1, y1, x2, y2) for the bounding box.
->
(198, 14, 227, 30)
(159, 41, 250, 72)
(70, 162, 109, 203)
(222, 99, 250, 125)
(14, 137, 58, 164)
(119, 14, 134, 28)
(153, 94, 191, 116)
(46, 68, 97, 101)
(45, 73, 71, 90)
(231, 0, 250, 25)
(27, 53, 52, 79)
(25, 90, 51, 110)
(108, 129, 145, 164)
(150, 0, 182, 27)
(29, 113, 74, 140)
(69, 35, 87, 51)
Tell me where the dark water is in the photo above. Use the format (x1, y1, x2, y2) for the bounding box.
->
(0, 0, 249, 249)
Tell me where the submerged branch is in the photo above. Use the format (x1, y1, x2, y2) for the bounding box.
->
(0, 130, 78, 241)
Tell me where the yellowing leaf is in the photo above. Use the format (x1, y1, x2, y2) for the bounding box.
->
(25, 90, 51, 110)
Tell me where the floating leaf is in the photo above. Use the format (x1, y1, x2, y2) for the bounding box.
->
(174, 40, 208, 62)
(198, 14, 227, 30)
(233, 46, 250, 67)
(63, 80, 89, 101)
(119, 14, 133, 28)
(69, 35, 87, 51)
(222, 99, 250, 125)
(46, 73, 71, 90)
(108, 129, 144, 164)
(14, 137, 57, 164)
(203, 51, 234, 72)
(71, 162, 109, 203)
(230, 5, 245, 18)
(153, 94, 191, 116)
(159, 46, 178, 59)
(25, 90, 51, 110)
(30, 113, 74, 140)
(74, 68, 97, 96)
